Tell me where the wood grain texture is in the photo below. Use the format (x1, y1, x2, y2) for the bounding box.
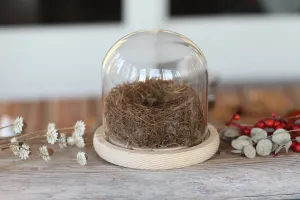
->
(0, 98, 101, 131)
(1, 126, 300, 200)
(1, 83, 300, 199)
(0, 83, 300, 127)
(93, 124, 220, 170)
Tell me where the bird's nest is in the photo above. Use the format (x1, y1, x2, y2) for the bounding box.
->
(104, 79, 207, 149)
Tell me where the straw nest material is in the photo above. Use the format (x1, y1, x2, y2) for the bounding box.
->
(104, 79, 207, 149)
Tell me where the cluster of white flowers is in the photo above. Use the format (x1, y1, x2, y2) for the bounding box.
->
(74, 120, 85, 137)
(19, 144, 30, 160)
(13, 117, 24, 134)
(76, 151, 87, 166)
(58, 133, 67, 149)
(10, 137, 18, 143)
(65, 121, 86, 148)
(46, 123, 58, 144)
(6, 118, 88, 166)
(74, 135, 85, 148)
(39, 145, 51, 161)
(10, 143, 30, 160)
(10, 144, 21, 156)
(67, 136, 76, 146)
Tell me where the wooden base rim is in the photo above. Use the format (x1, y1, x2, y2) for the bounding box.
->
(93, 124, 220, 170)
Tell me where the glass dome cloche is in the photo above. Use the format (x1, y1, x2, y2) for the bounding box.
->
(101, 30, 208, 150)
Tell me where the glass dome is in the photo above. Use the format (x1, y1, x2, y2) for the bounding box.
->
(101, 30, 208, 149)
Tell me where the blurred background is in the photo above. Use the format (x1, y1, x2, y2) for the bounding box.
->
(1, 0, 300, 133)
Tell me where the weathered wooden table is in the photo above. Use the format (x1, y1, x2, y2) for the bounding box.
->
(1, 124, 300, 200)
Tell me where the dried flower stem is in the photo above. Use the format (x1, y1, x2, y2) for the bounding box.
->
(0, 135, 44, 149)
(57, 127, 74, 131)
(0, 126, 74, 144)
(15, 127, 74, 139)
(0, 132, 90, 150)
(225, 108, 240, 126)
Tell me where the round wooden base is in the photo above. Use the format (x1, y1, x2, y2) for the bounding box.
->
(93, 124, 220, 170)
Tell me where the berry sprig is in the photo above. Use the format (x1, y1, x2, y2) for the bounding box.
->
(225, 109, 300, 155)
(253, 113, 288, 136)
(225, 109, 252, 136)
(225, 110, 300, 136)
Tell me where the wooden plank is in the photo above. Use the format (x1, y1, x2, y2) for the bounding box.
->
(1, 131, 300, 200)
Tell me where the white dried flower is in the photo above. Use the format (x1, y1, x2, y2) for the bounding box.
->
(48, 123, 56, 132)
(46, 129, 58, 144)
(39, 145, 51, 162)
(10, 137, 18, 143)
(74, 120, 85, 137)
(72, 132, 76, 138)
(19, 143, 30, 160)
(75, 136, 85, 148)
(76, 151, 87, 166)
(13, 116, 24, 134)
(58, 133, 67, 148)
(10, 144, 21, 156)
(67, 136, 76, 146)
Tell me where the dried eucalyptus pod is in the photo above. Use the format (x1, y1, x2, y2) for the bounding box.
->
(237, 135, 253, 145)
(275, 140, 292, 154)
(237, 135, 250, 140)
(251, 128, 267, 143)
(256, 139, 272, 156)
(231, 150, 243, 154)
(231, 139, 250, 150)
(243, 145, 256, 159)
(272, 129, 291, 145)
(284, 141, 292, 153)
(275, 144, 284, 154)
(271, 143, 279, 152)
(223, 127, 241, 138)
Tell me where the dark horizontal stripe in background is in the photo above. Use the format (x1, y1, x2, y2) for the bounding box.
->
(169, 0, 300, 16)
(1, 0, 300, 26)
(0, 0, 122, 25)
(170, 0, 263, 16)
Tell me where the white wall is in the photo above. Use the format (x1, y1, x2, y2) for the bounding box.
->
(1, 0, 300, 101)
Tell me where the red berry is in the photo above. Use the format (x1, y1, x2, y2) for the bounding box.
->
(275, 125, 283, 130)
(244, 128, 251, 136)
(233, 114, 240, 120)
(265, 119, 274, 127)
(294, 143, 300, 153)
(272, 112, 277, 118)
(291, 141, 297, 149)
(256, 121, 265, 129)
(274, 120, 281, 127)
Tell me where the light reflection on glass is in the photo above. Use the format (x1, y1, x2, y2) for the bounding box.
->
(162, 69, 173, 80)
(149, 68, 161, 79)
(139, 69, 146, 81)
